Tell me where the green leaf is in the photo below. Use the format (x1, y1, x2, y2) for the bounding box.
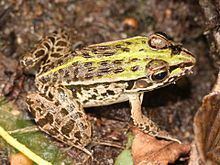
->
(0, 98, 75, 164)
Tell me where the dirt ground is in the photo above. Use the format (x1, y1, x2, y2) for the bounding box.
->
(0, 0, 218, 164)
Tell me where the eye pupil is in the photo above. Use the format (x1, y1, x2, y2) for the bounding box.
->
(152, 71, 168, 81)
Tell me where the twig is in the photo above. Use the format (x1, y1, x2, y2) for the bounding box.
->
(0, 125, 52, 165)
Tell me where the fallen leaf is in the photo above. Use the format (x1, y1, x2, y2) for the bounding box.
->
(131, 128, 190, 165)
(115, 133, 134, 165)
(193, 92, 220, 164)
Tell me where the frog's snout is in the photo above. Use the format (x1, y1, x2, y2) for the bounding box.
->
(181, 48, 196, 66)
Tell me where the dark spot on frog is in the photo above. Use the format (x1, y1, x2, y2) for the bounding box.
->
(88, 67, 96, 72)
(82, 52, 92, 58)
(40, 103, 46, 108)
(55, 117, 62, 125)
(56, 48, 63, 52)
(48, 92, 53, 100)
(83, 99, 89, 104)
(44, 42, 50, 49)
(37, 117, 50, 127)
(126, 81, 135, 90)
(131, 65, 139, 72)
(90, 94, 97, 100)
(84, 62, 93, 67)
(112, 59, 123, 65)
(115, 44, 122, 48)
(78, 122, 87, 130)
(85, 72, 94, 79)
(125, 41, 132, 45)
(82, 86, 90, 91)
(106, 90, 115, 95)
(61, 120, 75, 136)
(139, 48, 144, 52)
(101, 93, 107, 97)
(93, 89, 98, 93)
(60, 108, 69, 116)
(57, 59, 63, 65)
(100, 51, 115, 57)
(130, 58, 139, 62)
(82, 133, 89, 139)
(99, 67, 111, 73)
(52, 76, 58, 83)
(121, 47, 130, 52)
(113, 67, 124, 73)
(26, 98, 34, 105)
(144, 125, 150, 131)
(74, 131, 82, 139)
(76, 112, 83, 118)
(73, 140, 81, 145)
(150, 123, 154, 127)
(58, 69, 64, 74)
(56, 40, 67, 47)
(44, 112, 54, 125)
(41, 53, 49, 64)
(95, 45, 110, 50)
(100, 60, 110, 66)
(34, 49, 45, 57)
(64, 70, 70, 78)
(66, 79, 71, 84)
(54, 101, 60, 106)
(48, 36, 55, 44)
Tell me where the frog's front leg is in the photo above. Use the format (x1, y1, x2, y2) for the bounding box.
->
(26, 86, 92, 155)
(128, 93, 180, 142)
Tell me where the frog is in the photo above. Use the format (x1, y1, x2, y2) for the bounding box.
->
(20, 30, 196, 155)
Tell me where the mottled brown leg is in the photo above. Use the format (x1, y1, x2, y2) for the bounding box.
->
(128, 93, 180, 143)
(20, 30, 71, 72)
(26, 87, 92, 155)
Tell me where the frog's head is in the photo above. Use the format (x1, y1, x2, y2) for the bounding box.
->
(126, 33, 196, 93)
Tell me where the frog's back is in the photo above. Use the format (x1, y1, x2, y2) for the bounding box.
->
(37, 36, 171, 86)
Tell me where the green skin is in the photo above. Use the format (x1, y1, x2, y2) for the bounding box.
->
(21, 31, 196, 155)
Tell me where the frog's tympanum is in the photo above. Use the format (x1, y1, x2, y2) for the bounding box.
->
(20, 31, 196, 154)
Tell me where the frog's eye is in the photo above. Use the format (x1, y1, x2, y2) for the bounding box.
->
(151, 70, 169, 82)
(146, 59, 170, 82)
(148, 33, 171, 49)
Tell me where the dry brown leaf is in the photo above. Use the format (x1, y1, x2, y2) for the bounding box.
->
(10, 153, 33, 165)
(131, 128, 190, 165)
(193, 92, 220, 164)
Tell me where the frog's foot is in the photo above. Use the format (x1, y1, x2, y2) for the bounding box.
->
(147, 130, 181, 144)
(26, 88, 92, 152)
(128, 93, 181, 143)
(134, 116, 181, 143)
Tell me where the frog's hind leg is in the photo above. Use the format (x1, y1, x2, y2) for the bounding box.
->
(128, 93, 181, 143)
(26, 87, 92, 155)
(20, 30, 71, 72)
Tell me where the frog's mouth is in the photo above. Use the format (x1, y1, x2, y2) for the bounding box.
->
(125, 58, 195, 93)
(169, 61, 195, 75)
